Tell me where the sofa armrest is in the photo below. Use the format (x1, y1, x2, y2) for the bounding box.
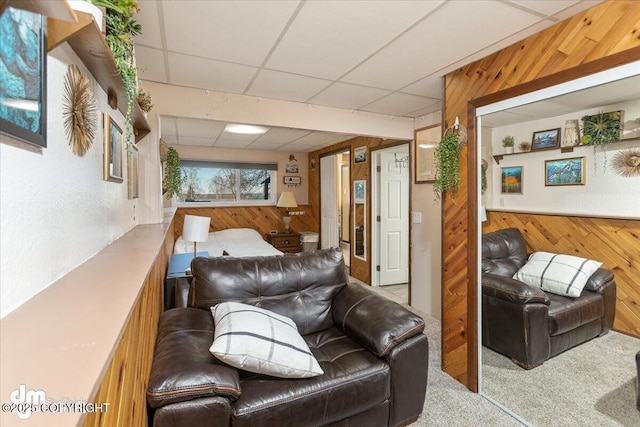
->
(147, 308, 241, 409)
(175, 277, 191, 308)
(482, 273, 550, 305)
(332, 283, 424, 357)
(584, 267, 614, 292)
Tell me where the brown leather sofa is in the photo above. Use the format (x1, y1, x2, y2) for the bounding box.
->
(481, 228, 616, 369)
(147, 248, 429, 427)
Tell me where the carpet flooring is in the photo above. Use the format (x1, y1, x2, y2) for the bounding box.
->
(367, 284, 640, 426)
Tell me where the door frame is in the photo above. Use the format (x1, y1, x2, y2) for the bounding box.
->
(319, 149, 350, 253)
(370, 142, 411, 302)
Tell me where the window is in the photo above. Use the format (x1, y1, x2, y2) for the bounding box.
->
(177, 160, 277, 205)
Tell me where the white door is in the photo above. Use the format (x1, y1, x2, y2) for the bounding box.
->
(379, 150, 409, 285)
(320, 155, 339, 249)
(341, 164, 350, 242)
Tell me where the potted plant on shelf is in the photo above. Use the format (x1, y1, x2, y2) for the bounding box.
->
(502, 135, 515, 154)
(433, 131, 461, 201)
(519, 141, 531, 152)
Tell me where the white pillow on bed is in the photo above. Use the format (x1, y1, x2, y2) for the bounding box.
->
(211, 228, 263, 242)
(173, 233, 224, 256)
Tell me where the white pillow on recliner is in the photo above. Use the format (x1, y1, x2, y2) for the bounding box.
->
(513, 252, 602, 298)
(209, 302, 324, 378)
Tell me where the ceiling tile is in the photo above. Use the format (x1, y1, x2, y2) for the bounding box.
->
(161, 0, 300, 66)
(508, 0, 582, 16)
(309, 83, 392, 110)
(265, 1, 444, 80)
(246, 70, 332, 102)
(133, 0, 163, 49)
(256, 128, 311, 143)
(246, 142, 287, 150)
(214, 138, 253, 149)
(161, 135, 178, 144)
(342, 1, 541, 90)
(160, 116, 177, 137)
(402, 75, 444, 99)
(168, 52, 257, 93)
(177, 136, 217, 146)
(176, 118, 226, 138)
(550, 0, 604, 21)
(363, 93, 438, 116)
(291, 131, 350, 146)
(405, 102, 444, 118)
(135, 46, 168, 83)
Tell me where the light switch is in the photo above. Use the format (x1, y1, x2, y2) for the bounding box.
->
(412, 212, 422, 224)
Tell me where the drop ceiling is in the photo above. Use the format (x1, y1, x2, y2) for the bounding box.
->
(134, 0, 605, 150)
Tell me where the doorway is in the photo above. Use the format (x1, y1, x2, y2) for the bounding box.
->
(320, 151, 350, 267)
(372, 144, 410, 302)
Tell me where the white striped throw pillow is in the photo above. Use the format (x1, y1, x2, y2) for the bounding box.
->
(513, 252, 602, 298)
(210, 302, 324, 378)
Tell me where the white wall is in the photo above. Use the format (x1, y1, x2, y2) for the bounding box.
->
(0, 45, 137, 317)
(486, 100, 640, 218)
(411, 111, 442, 319)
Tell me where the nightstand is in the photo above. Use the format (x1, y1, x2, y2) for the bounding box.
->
(165, 251, 208, 310)
(266, 231, 301, 253)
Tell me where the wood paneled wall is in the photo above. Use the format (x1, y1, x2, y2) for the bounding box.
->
(308, 137, 407, 283)
(483, 211, 640, 337)
(174, 206, 317, 240)
(83, 221, 175, 426)
(442, 0, 640, 390)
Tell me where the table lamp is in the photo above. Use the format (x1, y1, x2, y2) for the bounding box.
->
(276, 191, 297, 233)
(182, 215, 210, 256)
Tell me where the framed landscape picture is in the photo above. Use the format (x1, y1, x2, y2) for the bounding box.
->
(545, 157, 585, 186)
(0, 7, 47, 148)
(532, 128, 561, 150)
(414, 124, 440, 183)
(501, 166, 523, 194)
(104, 113, 124, 183)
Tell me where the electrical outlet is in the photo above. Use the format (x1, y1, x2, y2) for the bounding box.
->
(411, 212, 422, 224)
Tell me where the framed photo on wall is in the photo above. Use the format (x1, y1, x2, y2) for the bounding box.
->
(0, 7, 47, 148)
(545, 157, 585, 186)
(531, 128, 561, 150)
(104, 113, 124, 183)
(501, 166, 523, 194)
(128, 144, 139, 199)
(414, 124, 440, 183)
(354, 146, 367, 164)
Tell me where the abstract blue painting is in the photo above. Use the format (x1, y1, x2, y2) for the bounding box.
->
(0, 7, 47, 148)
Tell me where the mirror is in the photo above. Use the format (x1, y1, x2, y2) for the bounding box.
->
(353, 180, 366, 260)
(477, 63, 640, 424)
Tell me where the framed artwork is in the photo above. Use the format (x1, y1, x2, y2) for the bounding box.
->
(283, 176, 301, 185)
(580, 110, 623, 145)
(531, 128, 561, 150)
(285, 163, 299, 174)
(501, 166, 523, 194)
(354, 180, 366, 203)
(0, 7, 47, 148)
(128, 144, 139, 199)
(414, 124, 440, 183)
(545, 157, 585, 186)
(104, 113, 124, 183)
(354, 146, 367, 164)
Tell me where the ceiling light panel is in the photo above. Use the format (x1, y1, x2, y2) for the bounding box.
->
(161, 0, 300, 66)
(224, 124, 269, 135)
(265, 1, 443, 80)
(168, 52, 257, 93)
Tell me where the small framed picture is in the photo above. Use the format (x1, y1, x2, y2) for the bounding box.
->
(545, 157, 585, 186)
(531, 128, 561, 150)
(354, 146, 367, 164)
(104, 113, 124, 183)
(283, 176, 301, 185)
(501, 166, 523, 194)
(285, 163, 299, 174)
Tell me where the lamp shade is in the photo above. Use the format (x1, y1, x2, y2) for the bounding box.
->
(182, 215, 210, 243)
(276, 191, 298, 208)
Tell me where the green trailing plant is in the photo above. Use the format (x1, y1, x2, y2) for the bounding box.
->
(580, 110, 622, 174)
(164, 147, 183, 199)
(501, 135, 515, 147)
(481, 161, 487, 195)
(433, 131, 461, 201)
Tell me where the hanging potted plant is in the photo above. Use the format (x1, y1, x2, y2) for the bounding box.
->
(163, 147, 183, 199)
(433, 131, 461, 201)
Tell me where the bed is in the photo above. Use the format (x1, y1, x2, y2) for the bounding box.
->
(174, 228, 284, 257)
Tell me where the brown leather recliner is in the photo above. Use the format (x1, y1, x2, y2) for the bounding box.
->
(481, 228, 616, 369)
(147, 248, 429, 427)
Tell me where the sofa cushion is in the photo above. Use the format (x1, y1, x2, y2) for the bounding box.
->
(191, 248, 348, 335)
(210, 302, 323, 378)
(481, 228, 528, 277)
(547, 291, 604, 336)
(147, 308, 242, 408)
(231, 327, 391, 427)
(513, 252, 602, 297)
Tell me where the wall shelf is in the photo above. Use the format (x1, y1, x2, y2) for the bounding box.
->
(492, 137, 640, 164)
(47, 11, 151, 142)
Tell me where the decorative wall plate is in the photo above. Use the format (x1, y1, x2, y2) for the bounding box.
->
(63, 64, 97, 156)
(611, 149, 640, 177)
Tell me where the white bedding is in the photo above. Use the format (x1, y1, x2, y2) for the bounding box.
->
(174, 228, 283, 257)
